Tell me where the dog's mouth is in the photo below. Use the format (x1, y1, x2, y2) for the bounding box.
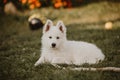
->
(51, 46, 58, 50)
(52, 47, 56, 48)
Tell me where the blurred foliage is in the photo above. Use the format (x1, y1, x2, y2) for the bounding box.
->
(0, 0, 120, 10)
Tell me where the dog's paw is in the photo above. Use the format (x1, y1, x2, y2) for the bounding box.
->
(34, 62, 40, 67)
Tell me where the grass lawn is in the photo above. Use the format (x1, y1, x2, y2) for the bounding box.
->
(0, 1, 120, 80)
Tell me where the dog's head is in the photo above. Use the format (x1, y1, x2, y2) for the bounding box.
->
(42, 20, 67, 49)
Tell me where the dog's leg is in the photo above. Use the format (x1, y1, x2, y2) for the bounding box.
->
(51, 64, 62, 69)
(51, 57, 66, 69)
(52, 57, 66, 64)
(34, 57, 45, 66)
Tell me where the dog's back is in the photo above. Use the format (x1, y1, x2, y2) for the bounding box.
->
(64, 41, 105, 65)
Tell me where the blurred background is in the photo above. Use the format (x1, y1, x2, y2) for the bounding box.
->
(0, 0, 120, 80)
(0, 0, 120, 26)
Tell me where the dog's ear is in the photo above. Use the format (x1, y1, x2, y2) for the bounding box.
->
(57, 21, 66, 33)
(43, 19, 53, 33)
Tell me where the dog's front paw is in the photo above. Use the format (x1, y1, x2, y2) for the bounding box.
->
(34, 61, 43, 67)
(34, 57, 45, 67)
(34, 62, 39, 67)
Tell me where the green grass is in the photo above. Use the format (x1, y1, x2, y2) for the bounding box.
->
(0, 1, 120, 80)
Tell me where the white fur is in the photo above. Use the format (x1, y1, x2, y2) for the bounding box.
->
(35, 20, 105, 66)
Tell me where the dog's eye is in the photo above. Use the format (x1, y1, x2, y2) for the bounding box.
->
(56, 36, 60, 39)
(49, 36, 52, 39)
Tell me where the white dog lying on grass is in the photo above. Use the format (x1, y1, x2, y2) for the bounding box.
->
(35, 20, 105, 66)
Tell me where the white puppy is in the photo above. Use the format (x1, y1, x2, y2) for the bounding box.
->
(35, 20, 105, 66)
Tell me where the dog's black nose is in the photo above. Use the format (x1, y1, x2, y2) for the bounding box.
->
(52, 43, 56, 48)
